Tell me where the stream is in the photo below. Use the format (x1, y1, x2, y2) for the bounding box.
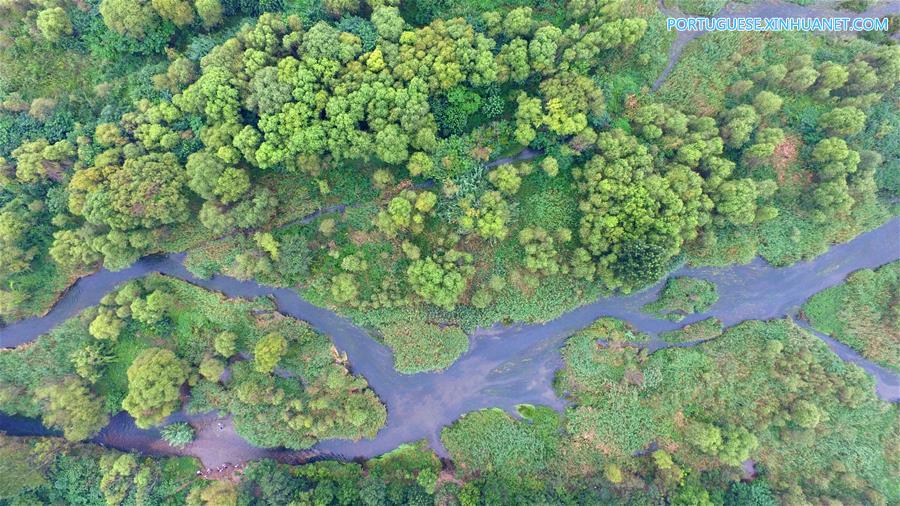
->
(1, 217, 897, 467)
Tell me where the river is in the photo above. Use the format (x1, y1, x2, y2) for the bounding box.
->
(1, 217, 897, 467)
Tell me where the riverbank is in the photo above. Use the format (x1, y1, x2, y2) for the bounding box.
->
(2, 218, 897, 467)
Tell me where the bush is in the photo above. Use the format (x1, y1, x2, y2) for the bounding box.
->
(380, 321, 469, 373)
(802, 261, 899, 371)
(161, 422, 195, 448)
(642, 277, 719, 321)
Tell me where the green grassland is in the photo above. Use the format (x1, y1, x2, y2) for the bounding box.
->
(803, 261, 899, 372)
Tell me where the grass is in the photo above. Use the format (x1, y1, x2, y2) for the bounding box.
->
(441, 316, 895, 503)
(0, 251, 85, 324)
(441, 406, 561, 479)
(667, 0, 730, 16)
(550, 317, 897, 503)
(802, 261, 899, 372)
(0, 317, 92, 417)
(642, 276, 719, 321)
(600, 0, 676, 93)
(379, 321, 469, 374)
(659, 317, 723, 343)
(655, 30, 745, 114)
(518, 168, 578, 232)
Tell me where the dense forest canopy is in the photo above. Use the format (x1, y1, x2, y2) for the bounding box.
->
(1, 0, 895, 326)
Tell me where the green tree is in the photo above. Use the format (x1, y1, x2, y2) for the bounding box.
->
(791, 400, 821, 429)
(687, 421, 723, 454)
(541, 156, 559, 177)
(90, 310, 124, 341)
(529, 26, 562, 75)
(122, 348, 189, 428)
(752, 91, 783, 117)
(130, 290, 170, 325)
(214, 331, 237, 357)
(604, 463, 624, 484)
(519, 227, 567, 276)
(254, 232, 279, 260)
(718, 426, 758, 466)
(215, 167, 251, 205)
(375, 125, 410, 165)
(152, 57, 197, 93)
(416, 468, 438, 495)
(498, 38, 531, 84)
(36, 7, 73, 42)
(815, 61, 849, 96)
(672, 482, 714, 506)
(407, 254, 470, 311)
(99, 453, 140, 505)
(407, 152, 434, 177)
(71, 343, 114, 383)
(576, 130, 699, 288)
(503, 7, 534, 38)
(818, 106, 866, 136)
(721, 105, 759, 148)
(199, 356, 225, 381)
(151, 0, 194, 26)
(514, 93, 542, 144)
(324, 0, 361, 16)
(458, 191, 511, 241)
(75, 152, 190, 232)
(194, 0, 222, 27)
(99, 0, 160, 38)
(488, 164, 524, 195)
(371, 6, 404, 41)
(10, 138, 74, 183)
(331, 273, 359, 304)
(725, 480, 778, 506)
(0, 205, 37, 281)
(813, 179, 854, 216)
(612, 241, 669, 288)
(186, 150, 226, 201)
(811, 137, 859, 179)
(713, 179, 759, 226)
(35, 377, 109, 441)
(783, 64, 818, 91)
(254, 333, 287, 374)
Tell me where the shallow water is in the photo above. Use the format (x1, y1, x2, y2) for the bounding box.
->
(1, 218, 897, 466)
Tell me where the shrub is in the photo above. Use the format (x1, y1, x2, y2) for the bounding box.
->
(161, 422, 195, 448)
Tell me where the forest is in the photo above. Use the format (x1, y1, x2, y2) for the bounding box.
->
(0, 275, 386, 448)
(0, 0, 897, 503)
(2, 316, 896, 505)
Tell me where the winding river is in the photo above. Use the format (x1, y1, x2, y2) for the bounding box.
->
(2, 0, 899, 469)
(1, 217, 897, 467)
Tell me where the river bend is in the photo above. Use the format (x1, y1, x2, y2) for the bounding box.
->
(1, 218, 897, 466)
